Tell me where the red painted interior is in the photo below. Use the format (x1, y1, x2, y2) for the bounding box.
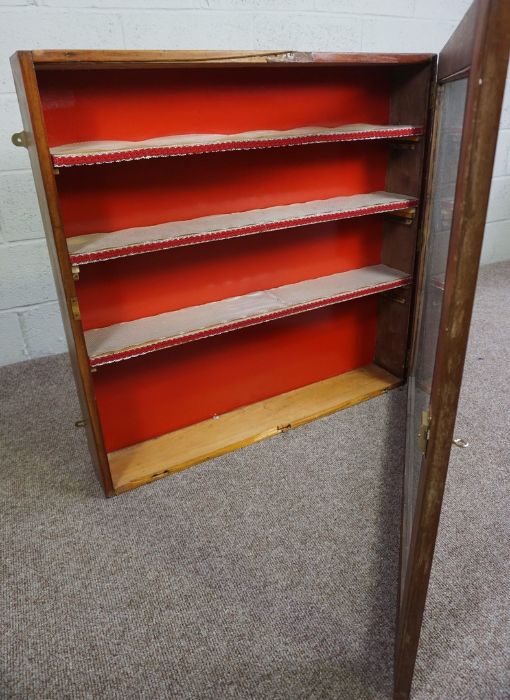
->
(93, 297, 379, 453)
(38, 66, 390, 147)
(38, 65, 395, 454)
(56, 142, 389, 238)
(78, 218, 383, 330)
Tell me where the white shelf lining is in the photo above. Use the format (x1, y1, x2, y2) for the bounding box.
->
(85, 264, 411, 364)
(68, 191, 417, 263)
(51, 123, 422, 160)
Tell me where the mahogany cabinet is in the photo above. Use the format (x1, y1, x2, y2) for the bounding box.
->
(10, 0, 509, 697)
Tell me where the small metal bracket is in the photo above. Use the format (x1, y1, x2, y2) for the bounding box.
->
(75, 419, 86, 428)
(418, 409, 431, 454)
(386, 207, 416, 226)
(452, 437, 469, 448)
(72, 264, 80, 281)
(11, 131, 29, 148)
(70, 296, 81, 321)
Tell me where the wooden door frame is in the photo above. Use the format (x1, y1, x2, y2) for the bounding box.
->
(395, 1, 510, 697)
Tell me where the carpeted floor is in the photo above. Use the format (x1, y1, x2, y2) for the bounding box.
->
(1, 262, 508, 700)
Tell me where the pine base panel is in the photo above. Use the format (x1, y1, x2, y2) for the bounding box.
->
(109, 363, 401, 494)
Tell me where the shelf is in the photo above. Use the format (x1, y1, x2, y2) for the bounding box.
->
(85, 264, 412, 367)
(108, 363, 401, 493)
(51, 123, 424, 167)
(68, 191, 418, 265)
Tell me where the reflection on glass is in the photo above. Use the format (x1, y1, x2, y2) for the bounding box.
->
(401, 78, 468, 601)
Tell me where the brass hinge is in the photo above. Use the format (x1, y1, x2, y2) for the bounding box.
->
(70, 296, 81, 321)
(418, 409, 431, 454)
(71, 264, 80, 281)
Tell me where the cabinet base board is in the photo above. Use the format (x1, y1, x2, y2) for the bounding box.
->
(108, 363, 401, 494)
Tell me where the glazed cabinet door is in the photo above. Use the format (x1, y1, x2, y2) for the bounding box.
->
(395, 1, 510, 698)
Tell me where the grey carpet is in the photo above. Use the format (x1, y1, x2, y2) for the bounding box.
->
(0, 261, 508, 700)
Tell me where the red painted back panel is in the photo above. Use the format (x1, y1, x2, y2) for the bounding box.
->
(78, 218, 383, 330)
(93, 297, 378, 453)
(56, 142, 389, 238)
(38, 66, 390, 146)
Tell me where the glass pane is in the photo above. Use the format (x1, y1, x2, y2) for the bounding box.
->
(401, 78, 468, 599)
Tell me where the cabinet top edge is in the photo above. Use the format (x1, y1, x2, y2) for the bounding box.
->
(12, 49, 436, 68)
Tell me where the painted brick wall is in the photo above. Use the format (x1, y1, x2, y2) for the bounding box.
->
(0, 0, 509, 366)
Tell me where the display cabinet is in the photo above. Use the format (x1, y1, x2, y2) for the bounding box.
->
(13, 53, 432, 493)
(10, 0, 509, 696)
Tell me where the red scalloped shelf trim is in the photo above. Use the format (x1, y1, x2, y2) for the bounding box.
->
(89, 275, 412, 367)
(53, 126, 424, 167)
(70, 198, 419, 265)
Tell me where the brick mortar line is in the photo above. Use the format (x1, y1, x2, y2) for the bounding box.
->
(0, 300, 58, 315)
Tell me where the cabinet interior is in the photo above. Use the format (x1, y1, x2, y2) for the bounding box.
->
(36, 60, 432, 493)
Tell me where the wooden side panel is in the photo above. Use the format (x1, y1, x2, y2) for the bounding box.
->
(10, 51, 113, 496)
(375, 61, 435, 377)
